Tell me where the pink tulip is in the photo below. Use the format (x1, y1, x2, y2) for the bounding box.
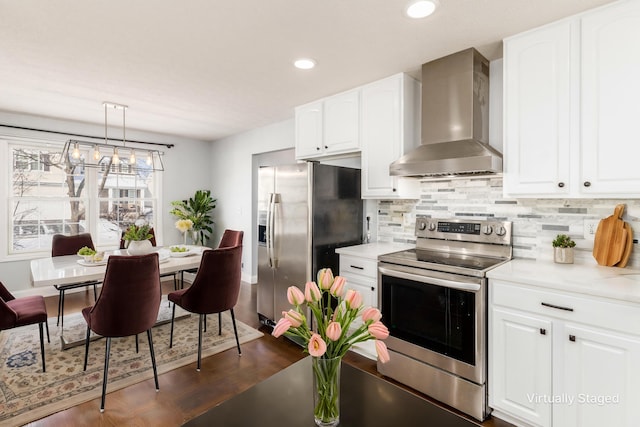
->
(326, 321, 342, 341)
(317, 268, 334, 290)
(305, 281, 322, 302)
(272, 318, 292, 338)
(361, 307, 382, 323)
(283, 309, 305, 328)
(330, 276, 346, 297)
(287, 286, 305, 306)
(344, 289, 363, 310)
(375, 340, 390, 364)
(368, 321, 389, 340)
(308, 333, 327, 357)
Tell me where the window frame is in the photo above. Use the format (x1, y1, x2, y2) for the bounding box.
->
(1, 137, 163, 262)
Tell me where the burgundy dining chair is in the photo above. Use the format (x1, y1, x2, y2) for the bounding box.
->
(51, 233, 100, 328)
(168, 244, 243, 371)
(0, 281, 50, 372)
(179, 229, 244, 289)
(82, 253, 162, 412)
(119, 227, 177, 290)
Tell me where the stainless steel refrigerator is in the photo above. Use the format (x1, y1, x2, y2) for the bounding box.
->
(257, 162, 363, 327)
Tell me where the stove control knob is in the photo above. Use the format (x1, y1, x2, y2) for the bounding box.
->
(418, 221, 427, 231)
(482, 225, 493, 235)
(495, 226, 506, 236)
(428, 222, 437, 231)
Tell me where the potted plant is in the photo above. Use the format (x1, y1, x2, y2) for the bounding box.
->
(123, 223, 154, 255)
(170, 190, 216, 246)
(552, 234, 576, 264)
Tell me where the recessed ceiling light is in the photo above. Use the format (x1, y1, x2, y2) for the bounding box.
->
(406, 0, 437, 19)
(294, 58, 316, 70)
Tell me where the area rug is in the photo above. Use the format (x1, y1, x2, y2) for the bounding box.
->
(0, 299, 263, 426)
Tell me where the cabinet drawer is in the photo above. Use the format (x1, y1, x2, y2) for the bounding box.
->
(340, 255, 378, 278)
(491, 280, 640, 336)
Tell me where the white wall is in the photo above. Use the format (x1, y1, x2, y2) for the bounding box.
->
(209, 119, 295, 283)
(0, 112, 212, 294)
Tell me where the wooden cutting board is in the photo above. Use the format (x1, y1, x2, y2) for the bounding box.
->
(615, 222, 633, 268)
(593, 204, 627, 266)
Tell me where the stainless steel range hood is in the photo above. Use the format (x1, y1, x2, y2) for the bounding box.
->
(390, 48, 502, 177)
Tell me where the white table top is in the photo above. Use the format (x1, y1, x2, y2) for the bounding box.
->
(30, 246, 205, 287)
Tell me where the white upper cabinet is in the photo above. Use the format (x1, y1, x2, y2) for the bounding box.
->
(295, 89, 360, 160)
(580, 0, 640, 195)
(503, 0, 640, 198)
(360, 73, 420, 199)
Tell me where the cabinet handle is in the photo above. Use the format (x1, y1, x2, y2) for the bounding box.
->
(350, 265, 364, 270)
(558, 182, 565, 188)
(316, 147, 320, 151)
(541, 302, 574, 312)
(583, 181, 591, 187)
(540, 328, 546, 335)
(371, 287, 375, 292)
(392, 188, 397, 192)
(569, 335, 576, 342)
(324, 145, 328, 149)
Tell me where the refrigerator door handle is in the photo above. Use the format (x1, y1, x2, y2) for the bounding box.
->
(270, 193, 280, 268)
(266, 193, 274, 268)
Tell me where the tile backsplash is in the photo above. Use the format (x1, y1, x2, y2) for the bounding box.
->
(377, 176, 640, 268)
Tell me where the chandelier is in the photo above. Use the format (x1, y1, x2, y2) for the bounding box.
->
(60, 102, 165, 172)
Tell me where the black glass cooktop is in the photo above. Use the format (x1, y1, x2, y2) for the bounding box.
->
(379, 248, 506, 273)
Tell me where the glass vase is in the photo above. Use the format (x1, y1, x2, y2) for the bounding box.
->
(312, 356, 341, 427)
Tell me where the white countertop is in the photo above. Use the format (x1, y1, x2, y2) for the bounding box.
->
(488, 258, 640, 304)
(336, 242, 414, 259)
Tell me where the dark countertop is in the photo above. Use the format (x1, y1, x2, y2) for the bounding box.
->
(183, 356, 479, 427)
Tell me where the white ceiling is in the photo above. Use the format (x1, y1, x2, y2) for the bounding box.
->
(0, 0, 615, 142)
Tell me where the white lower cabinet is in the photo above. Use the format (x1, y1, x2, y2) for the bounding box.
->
(489, 280, 640, 427)
(338, 254, 378, 360)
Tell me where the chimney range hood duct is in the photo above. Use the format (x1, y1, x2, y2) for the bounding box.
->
(390, 48, 502, 177)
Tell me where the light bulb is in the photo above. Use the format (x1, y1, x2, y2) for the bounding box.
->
(406, 0, 437, 19)
(93, 145, 100, 161)
(146, 152, 153, 166)
(129, 150, 136, 164)
(72, 142, 80, 159)
(113, 147, 120, 165)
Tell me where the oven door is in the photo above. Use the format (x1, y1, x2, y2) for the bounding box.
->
(378, 262, 486, 385)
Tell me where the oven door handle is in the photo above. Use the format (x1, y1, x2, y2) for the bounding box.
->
(379, 267, 481, 292)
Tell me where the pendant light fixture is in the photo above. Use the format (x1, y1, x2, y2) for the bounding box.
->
(60, 102, 167, 171)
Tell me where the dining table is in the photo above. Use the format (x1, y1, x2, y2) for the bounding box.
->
(30, 246, 205, 349)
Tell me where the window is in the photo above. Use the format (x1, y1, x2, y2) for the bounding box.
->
(3, 139, 161, 258)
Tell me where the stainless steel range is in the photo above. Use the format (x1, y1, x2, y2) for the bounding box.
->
(377, 217, 512, 421)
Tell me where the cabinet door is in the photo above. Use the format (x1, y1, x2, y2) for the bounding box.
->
(323, 89, 360, 155)
(490, 307, 552, 427)
(343, 273, 376, 310)
(295, 101, 323, 159)
(503, 20, 574, 197)
(580, 0, 640, 196)
(558, 323, 640, 427)
(361, 74, 420, 199)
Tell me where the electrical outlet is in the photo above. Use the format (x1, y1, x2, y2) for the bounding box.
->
(584, 219, 600, 241)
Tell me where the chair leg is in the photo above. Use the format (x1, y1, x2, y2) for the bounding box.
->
(147, 329, 159, 391)
(83, 326, 91, 371)
(93, 283, 98, 301)
(38, 322, 46, 373)
(56, 289, 63, 326)
(60, 289, 65, 330)
(197, 314, 203, 371)
(204, 315, 207, 332)
(218, 312, 222, 335)
(169, 303, 176, 348)
(135, 334, 139, 353)
(230, 309, 241, 356)
(45, 320, 50, 343)
(100, 337, 112, 412)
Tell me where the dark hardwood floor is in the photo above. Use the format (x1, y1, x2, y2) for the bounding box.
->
(29, 280, 513, 427)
